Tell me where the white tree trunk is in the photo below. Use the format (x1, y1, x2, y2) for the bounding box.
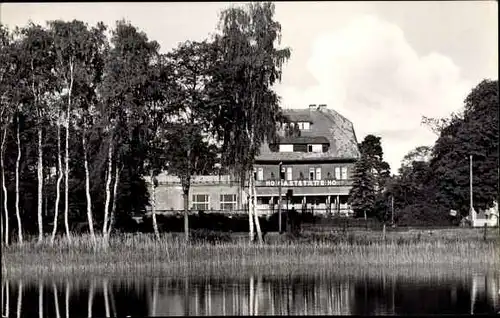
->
(248, 171, 254, 242)
(103, 138, 113, 239)
(51, 123, 63, 244)
(108, 164, 120, 236)
(16, 280, 23, 318)
(1, 127, 9, 245)
(64, 62, 74, 243)
(252, 175, 263, 245)
(37, 127, 43, 242)
(82, 131, 96, 245)
(151, 174, 159, 240)
(53, 283, 60, 318)
(15, 117, 22, 244)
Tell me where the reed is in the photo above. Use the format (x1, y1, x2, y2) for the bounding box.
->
(2, 229, 499, 280)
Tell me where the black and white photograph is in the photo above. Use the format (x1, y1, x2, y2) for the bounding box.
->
(0, 1, 498, 316)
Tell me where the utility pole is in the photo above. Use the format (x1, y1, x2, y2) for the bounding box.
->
(470, 155, 475, 225)
(391, 195, 394, 226)
(278, 161, 283, 234)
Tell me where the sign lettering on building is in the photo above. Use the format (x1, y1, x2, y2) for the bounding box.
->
(262, 180, 338, 187)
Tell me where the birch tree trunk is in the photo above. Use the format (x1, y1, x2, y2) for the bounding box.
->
(107, 164, 120, 236)
(1, 127, 8, 245)
(102, 137, 113, 240)
(82, 129, 96, 245)
(183, 191, 189, 242)
(252, 175, 263, 244)
(15, 116, 23, 244)
(248, 171, 254, 243)
(64, 61, 74, 242)
(37, 127, 43, 243)
(151, 173, 159, 240)
(51, 123, 63, 244)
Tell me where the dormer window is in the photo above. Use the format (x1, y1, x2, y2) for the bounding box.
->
(308, 144, 323, 153)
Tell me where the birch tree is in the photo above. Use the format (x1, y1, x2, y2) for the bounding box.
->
(49, 20, 105, 242)
(0, 24, 14, 245)
(210, 2, 290, 243)
(100, 20, 161, 241)
(19, 23, 57, 243)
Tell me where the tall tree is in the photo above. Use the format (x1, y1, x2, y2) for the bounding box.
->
(0, 24, 14, 244)
(100, 20, 161, 241)
(164, 40, 218, 242)
(210, 2, 290, 244)
(50, 20, 84, 242)
(71, 22, 107, 245)
(348, 156, 376, 219)
(431, 79, 499, 217)
(19, 23, 57, 243)
(358, 134, 391, 192)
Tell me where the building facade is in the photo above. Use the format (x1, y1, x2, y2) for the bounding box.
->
(253, 104, 360, 215)
(148, 104, 360, 216)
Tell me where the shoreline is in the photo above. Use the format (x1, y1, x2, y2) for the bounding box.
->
(2, 230, 499, 279)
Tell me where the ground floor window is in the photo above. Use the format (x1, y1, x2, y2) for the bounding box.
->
(220, 194, 237, 211)
(192, 194, 209, 211)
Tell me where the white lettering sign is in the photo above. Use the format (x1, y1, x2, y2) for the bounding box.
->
(263, 180, 336, 187)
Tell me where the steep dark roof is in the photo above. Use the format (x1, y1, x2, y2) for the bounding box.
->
(256, 107, 360, 162)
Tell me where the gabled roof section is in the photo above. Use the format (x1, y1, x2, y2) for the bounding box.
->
(256, 106, 360, 161)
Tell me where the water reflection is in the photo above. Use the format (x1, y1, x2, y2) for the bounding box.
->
(1, 272, 499, 316)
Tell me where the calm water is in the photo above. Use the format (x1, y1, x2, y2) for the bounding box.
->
(1, 271, 499, 316)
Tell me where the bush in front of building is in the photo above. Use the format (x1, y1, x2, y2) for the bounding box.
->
(395, 203, 453, 227)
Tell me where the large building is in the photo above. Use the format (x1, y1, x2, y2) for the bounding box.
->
(149, 104, 360, 216)
(253, 104, 360, 215)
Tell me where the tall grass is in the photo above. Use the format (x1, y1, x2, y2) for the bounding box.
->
(2, 229, 499, 280)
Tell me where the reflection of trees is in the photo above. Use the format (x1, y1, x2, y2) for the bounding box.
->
(17, 281, 22, 318)
(3, 273, 498, 317)
(53, 283, 60, 318)
(38, 280, 43, 318)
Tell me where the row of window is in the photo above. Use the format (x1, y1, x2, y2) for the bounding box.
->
(281, 121, 310, 131)
(192, 194, 237, 211)
(254, 166, 348, 181)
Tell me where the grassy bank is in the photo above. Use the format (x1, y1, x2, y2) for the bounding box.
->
(2, 228, 499, 279)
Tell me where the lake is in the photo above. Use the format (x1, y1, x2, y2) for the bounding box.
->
(1, 270, 499, 316)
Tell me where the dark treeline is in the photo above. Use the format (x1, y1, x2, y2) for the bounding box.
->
(0, 2, 290, 245)
(349, 79, 499, 226)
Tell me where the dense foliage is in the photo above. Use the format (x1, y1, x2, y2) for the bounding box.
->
(0, 2, 291, 245)
(349, 79, 498, 226)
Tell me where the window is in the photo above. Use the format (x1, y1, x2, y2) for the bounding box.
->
(298, 121, 309, 130)
(308, 144, 322, 153)
(220, 194, 236, 211)
(280, 166, 286, 180)
(279, 144, 294, 152)
(335, 167, 341, 180)
(315, 167, 321, 180)
(312, 144, 322, 152)
(192, 194, 209, 211)
(341, 167, 348, 180)
(309, 168, 315, 180)
(257, 167, 263, 181)
(286, 167, 292, 181)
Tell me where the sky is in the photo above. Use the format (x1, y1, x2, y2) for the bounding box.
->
(1, 1, 498, 173)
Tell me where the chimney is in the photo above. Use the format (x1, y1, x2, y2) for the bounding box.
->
(318, 104, 327, 110)
(308, 104, 317, 110)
